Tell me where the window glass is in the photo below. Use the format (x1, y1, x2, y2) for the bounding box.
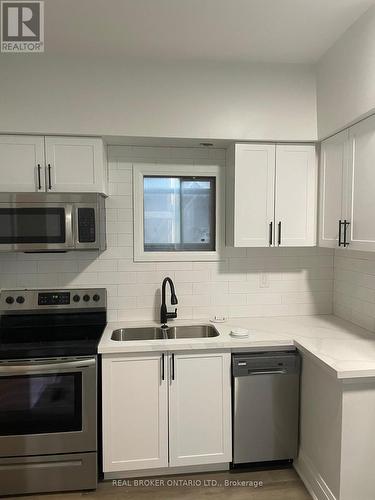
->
(144, 176, 215, 252)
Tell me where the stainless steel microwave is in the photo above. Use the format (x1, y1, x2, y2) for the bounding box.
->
(0, 193, 106, 252)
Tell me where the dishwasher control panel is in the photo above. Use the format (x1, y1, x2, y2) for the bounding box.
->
(232, 351, 300, 377)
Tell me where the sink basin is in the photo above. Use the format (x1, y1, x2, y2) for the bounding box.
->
(166, 325, 219, 339)
(111, 327, 165, 341)
(111, 324, 219, 341)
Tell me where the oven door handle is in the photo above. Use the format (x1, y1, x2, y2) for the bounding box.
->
(0, 357, 96, 375)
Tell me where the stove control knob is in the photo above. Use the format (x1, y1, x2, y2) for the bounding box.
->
(5, 296, 14, 304)
(83, 294, 90, 302)
(16, 296, 25, 304)
(93, 294, 100, 302)
(73, 295, 80, 303)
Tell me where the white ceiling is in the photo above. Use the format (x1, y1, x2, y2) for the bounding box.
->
(46, 0, 374, 63)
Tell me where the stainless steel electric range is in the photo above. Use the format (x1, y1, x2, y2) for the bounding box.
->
(0, 288, 107, 497)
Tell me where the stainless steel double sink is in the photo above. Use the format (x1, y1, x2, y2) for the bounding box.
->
(111, 324, 219, 341)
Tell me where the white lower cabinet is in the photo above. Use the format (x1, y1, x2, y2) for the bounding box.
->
(102, 350, 232, 473)
(168, 351, 232, 467)
(102, 352, 168, 472)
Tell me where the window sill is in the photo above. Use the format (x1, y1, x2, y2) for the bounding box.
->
(133, 249, 222, 262)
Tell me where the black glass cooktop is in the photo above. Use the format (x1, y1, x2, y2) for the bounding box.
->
(0, 311, 106, 359)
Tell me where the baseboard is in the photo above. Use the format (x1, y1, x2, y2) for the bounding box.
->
(104, 462, 229, 480)
(294, 451, 337, 500)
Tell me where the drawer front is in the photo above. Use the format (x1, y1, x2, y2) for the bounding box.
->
(0, 452, 97, 496)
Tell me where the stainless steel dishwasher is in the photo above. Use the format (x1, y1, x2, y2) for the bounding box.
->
(232, 351, 300, 465)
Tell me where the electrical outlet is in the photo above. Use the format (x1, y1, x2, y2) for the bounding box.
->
(259, 273, 269, 288)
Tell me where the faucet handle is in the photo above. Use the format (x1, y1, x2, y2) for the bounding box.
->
(167, 308, 178, 320)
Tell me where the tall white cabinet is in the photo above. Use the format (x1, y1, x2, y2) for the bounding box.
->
(347, 115, 375, 251)
(226, 143, 317, 247)
(319, 114, 375, 251)
(102, 350, 232, 474)
(319, 130, 349, 248)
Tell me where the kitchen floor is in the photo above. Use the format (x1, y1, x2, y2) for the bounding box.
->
(12, 468, 311, 499)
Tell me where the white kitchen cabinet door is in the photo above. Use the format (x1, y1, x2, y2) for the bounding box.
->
(168, 351, 231, 467)
(347, 115, 375, 251)
(102, 353, 168, 473)
(0, 135, 45, 192)
(44, 136, 107, 194)
(227, 143, 275, 247)
(319, 131, 349, 248)
(275, 144, 317, 246)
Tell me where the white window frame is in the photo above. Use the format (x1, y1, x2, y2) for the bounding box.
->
(133, 163, 224, 262)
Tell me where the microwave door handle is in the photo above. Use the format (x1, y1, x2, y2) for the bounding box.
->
(0, 358, 96, 375)
(65, 204, 74, 248)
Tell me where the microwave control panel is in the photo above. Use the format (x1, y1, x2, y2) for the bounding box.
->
(78, 208, 96, 243)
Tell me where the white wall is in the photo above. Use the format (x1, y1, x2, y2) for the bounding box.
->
(317, 5, 375, 139)
(0, 56, 317, 141)
(334, 249, 375, 332)
(0, 146, 332, 321)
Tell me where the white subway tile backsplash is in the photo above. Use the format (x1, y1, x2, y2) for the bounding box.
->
(334, 249, 375, 333)
(0, 147, 334, 322)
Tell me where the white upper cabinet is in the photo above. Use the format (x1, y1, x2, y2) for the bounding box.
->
(275, 145, 317, 247)
(319, 115, 375, 252)
(0, 135, 45, 192)
(347, 115, 375, 251)
(227, 143, 317, 247)
(45, 136, 107, 194)
(102, 353, 168, 472)
(0, 135, 108, 195)
(319, 130, 349, 248)
(226, 144, 275, 247)
(168, 351, 231, 467)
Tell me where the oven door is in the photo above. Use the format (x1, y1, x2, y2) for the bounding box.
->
(0, 204, 74, 251)
(0, 357, 97, 457)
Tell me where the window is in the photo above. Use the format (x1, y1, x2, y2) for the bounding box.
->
(144, 176, 216, 252)
(133, 163, 223, 261)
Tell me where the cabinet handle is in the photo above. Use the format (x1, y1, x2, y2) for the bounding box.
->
(171, 353, 175, 381)
(338, 220, 343, 247)
(277, 221, 281, 246)
(161, 353, 165, 381)
(269, 221, 273, 246)
(47, 164, 52, 190)
(37, 164, 41, 190)
(343, 220, 350, 247)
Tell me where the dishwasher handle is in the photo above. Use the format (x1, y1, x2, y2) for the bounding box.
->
(247, 369, 287, 376)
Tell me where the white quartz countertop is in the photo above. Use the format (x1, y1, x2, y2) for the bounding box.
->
(98, 315, 375, 380)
